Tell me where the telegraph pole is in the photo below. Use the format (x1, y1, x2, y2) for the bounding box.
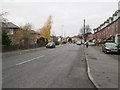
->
(83, 19, 86, 42)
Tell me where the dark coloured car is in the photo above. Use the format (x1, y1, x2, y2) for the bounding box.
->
(46, 42, 56, 48)
(102, 42, 120, 54)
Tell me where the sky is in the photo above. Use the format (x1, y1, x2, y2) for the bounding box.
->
(0, 0, 119, 37)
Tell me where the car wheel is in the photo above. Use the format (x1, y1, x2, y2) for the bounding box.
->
(104, 50, 107, 54)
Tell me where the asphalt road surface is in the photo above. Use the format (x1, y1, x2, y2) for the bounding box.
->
(2, 44, 96, 88)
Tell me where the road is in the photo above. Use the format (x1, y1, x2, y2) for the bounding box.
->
(2, 44, 95, 88)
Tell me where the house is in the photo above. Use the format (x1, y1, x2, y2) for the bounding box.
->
(29, 30, 39, 45)
(86, 32, 94, 41)
(71, 35, 81, 42)
(2, 22, 22, 45)
(50, 36, 58, 42)
(93, 9, 120, 44)
(2, 22, 19, 35)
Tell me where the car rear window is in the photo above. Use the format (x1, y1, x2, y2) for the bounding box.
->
(106, 43, 117, 47)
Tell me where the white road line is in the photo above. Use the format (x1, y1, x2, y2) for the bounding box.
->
(15, 55, 45, 66)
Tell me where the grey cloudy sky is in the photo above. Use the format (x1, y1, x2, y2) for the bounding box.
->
(0, 0, 119, 37)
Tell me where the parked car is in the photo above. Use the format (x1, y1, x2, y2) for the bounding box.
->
(62, 41, 67, 44)
(46, 42, 56, 48)
(102, 42, 120, 54)
(72, 41, 76, 44)
(88, 42, 96, 46)
(76, 41, 81, 45)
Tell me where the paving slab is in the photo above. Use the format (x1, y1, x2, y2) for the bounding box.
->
(84, 46, 118, 88)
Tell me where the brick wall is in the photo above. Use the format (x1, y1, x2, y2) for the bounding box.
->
(94, 18, 120, 43)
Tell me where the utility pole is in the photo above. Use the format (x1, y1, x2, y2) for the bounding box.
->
(83, 19, 86, 42)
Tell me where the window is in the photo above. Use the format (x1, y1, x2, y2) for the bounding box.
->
(7, 29, 14, 35)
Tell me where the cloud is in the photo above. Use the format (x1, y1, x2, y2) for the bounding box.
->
(1, 2, 119, 36)
(1, 0, 120, 2)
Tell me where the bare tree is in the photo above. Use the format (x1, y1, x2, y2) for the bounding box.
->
(19, 23, 33, 48)
(80, 25, 92, 42)
(80, 25, 92, 35)
(20, 23, 32, 31)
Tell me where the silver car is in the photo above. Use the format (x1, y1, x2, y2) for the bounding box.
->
(102, 42, 120, 54)
(88, 42, 96, 46)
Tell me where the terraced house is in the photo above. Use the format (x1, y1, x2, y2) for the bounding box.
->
(93, 9, 120, 45)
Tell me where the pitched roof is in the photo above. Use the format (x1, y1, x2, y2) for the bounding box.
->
(2, 22, 19, 29)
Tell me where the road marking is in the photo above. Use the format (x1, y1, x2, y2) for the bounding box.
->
(15, 55, 45, 66)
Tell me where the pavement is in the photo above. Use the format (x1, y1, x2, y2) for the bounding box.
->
(84, 46, 118, 89)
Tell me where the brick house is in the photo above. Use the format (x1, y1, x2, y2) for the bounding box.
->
(86, 32, 94, 41)
(2, 22, 21, 45)
(29, 30, 39, 45)
(72, 35, 81, 42)
(2, 21, 40, 45)
(2, 22, 41, 51)
(2, 22, 19, 35)
(93, 9, 120, 44)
